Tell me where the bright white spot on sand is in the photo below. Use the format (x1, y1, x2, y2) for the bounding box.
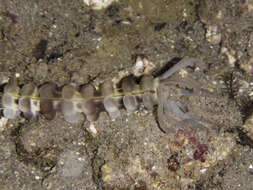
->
(83, 0, 118, 10)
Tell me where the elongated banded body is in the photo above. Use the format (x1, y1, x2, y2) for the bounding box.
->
(1, 57, 219, 134)
(1, 74, 159, 123)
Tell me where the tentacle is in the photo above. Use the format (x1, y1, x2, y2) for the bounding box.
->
(156, 81, 213, 134)
(158, 57, 204, 80)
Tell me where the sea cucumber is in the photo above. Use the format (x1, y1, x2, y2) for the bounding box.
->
(0, 57, 214, 134)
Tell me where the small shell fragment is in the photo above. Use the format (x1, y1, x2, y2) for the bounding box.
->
(87, 123, 98, 137)
(133, 55, 155, 77)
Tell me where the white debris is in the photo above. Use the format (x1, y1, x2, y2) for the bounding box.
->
(83, 0, 118, 10)
(35, 176, 41, 180)
(133, 56, 145, 77)
(88, 123, 98, 137)
(206, 25, 221, 45)
(200, 168, 208, 174)
(0, 117, 8, 132)
(133, 55, 155, 77)
(179, 69, 188, 78)
(221, 47, 237, 67)
(15, 73, 20, 78)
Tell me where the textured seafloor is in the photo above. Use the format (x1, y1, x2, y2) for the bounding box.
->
(1, 0, 253, 190)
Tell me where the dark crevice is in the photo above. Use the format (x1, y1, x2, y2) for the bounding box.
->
(47, 52, 63, 62)
(10, 124, 60, 172)
(239, 97, 253, 123)
(40, 165, 56, 188)
(154, 22, 166, 32)
(89, 146, 105, 190)
(105, 4, 120, 17)
(152, 57, 181, 78)
(32, 39, 48, 60)
(153, 105, 166, 134)
(2, 11, 18, 24)
(222, 72, 239, 100)
(236, 127, 253, 148)
(46, 41, 68, 63)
